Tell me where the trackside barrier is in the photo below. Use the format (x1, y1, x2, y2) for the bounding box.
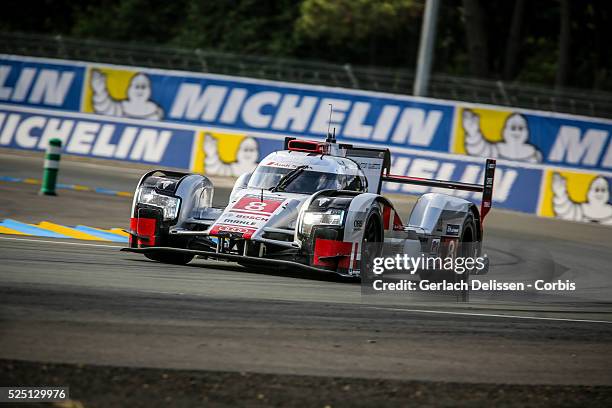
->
(1, 54, 611, 173)
(1, 52, 611, 226)
(1, 104, 611, 226)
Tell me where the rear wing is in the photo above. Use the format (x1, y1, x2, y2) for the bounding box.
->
(382, 159, 497, 223)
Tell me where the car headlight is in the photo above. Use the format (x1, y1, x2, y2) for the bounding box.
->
(138, 187, 181, 220)
(303, 209, 345, 226)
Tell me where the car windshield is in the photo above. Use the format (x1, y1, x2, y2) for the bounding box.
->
(248, 166, 293, 190)
(248, 166, 365, 194)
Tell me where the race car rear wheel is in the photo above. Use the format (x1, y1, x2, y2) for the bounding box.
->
(420, 214, 476, 283)
(145, 252, 194, 265)
(459, 213, 476, 257)
(455, 214, 476, 301)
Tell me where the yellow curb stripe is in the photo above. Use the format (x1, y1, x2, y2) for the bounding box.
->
(108, 228, 130, 237)
(23, 178, 41, 185)
(35, 221, 110, 241)
(116, 191, 133, 197)
(73, 185, 91, 191)
(0, 225, 30, 235)
(87, 226, 130, 238)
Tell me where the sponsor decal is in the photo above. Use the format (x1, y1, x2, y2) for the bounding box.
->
(0, 57, 84, 110)
(316, 197, 332, 207)
(4, 56, 456, 152)
(166, 80, 454, 152)
(453, 107, 542, 163)
(213, 225, 255, 236)
(190, 130, 282, 176)
(191, 130, 256, 177)
(159, 180, 173, 190)
(445, 224, 460, 236)
(545, 117, 612, 171)
(264, 160, 300, 169)
(538, 169, 612, 225)
(210, 194, 287, 238)
(453, 104, 612, 171)
(0, 106, 194, 167)
(83, 67, 164, 120)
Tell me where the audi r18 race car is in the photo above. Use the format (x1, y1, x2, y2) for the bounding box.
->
(123, 133, 496, 279)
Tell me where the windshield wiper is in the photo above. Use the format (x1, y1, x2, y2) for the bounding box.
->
(270, 165, 309, 192)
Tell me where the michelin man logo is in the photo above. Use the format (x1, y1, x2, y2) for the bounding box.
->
(90, 70, 163, 120)
(552, 173, 612, 225)
(204, 133, 259, 177)
(462, 109, 542, 163)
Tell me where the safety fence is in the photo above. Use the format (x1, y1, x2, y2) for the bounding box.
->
(1, 54, 611, 226)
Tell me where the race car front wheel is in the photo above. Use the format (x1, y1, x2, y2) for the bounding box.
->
(360, 207, 383, 275)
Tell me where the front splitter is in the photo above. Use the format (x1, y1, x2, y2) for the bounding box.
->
(121, 246, 356, 278)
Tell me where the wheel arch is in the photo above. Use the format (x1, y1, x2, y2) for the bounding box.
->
(467, 203, 482, 242)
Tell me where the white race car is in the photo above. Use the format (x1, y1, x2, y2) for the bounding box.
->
(124, 134, 496, 279)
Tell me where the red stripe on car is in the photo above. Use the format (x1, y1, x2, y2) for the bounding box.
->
(130, 217, 157, 247)
(383, 206, 391, 230)
(313, 238, 352, 268)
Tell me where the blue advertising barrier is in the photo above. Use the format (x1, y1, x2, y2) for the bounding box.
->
(0, 55, 84, 111)
(80, 63, 455, 154)
(3, 54, 612, 173)
(2, 55, 612, 225)
(452, 104, 612, 172)
(383, 153, 543, 214)
(0, 105, 195, 168)
(1, 54, 456, 154)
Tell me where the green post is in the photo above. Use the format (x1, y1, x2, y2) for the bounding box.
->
(40, 138, 62, 196)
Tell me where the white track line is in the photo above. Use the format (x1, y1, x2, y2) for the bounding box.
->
(368, 306, 612, 324)
(0, 236, 124, 249)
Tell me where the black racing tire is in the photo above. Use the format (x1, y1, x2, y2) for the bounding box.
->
(419, 214, 477, 283)
(455, 214, 476, 301)
(360, 206, 383, 276)
(145, 252, 194, 265)
(459, 213, 477, 257)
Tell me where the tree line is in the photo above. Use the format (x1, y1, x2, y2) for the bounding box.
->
(2, 0, 610, 91)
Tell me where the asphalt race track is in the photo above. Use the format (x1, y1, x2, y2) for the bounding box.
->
(1, 150, 611, 405)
